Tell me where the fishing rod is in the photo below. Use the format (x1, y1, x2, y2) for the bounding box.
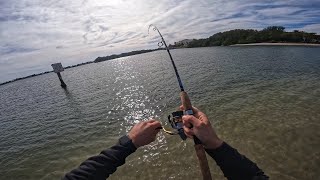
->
(148, 24, 212, 180)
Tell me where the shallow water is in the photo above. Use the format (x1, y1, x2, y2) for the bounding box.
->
(0, 46, 319, 179)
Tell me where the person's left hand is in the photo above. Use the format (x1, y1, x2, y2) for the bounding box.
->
(128, 120, 161, 148)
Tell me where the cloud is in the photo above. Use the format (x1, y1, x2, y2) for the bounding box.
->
(296, 23, 320, 34)
(0, 0, 319, 83)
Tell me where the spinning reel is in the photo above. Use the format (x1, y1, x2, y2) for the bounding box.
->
(162, 111, 187, 140)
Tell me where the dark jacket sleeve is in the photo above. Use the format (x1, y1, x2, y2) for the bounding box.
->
(205, 142, 269, 180)
(63, 135, 137, 180)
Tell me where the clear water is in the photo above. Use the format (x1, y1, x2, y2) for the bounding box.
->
(0, 47, 319, 180)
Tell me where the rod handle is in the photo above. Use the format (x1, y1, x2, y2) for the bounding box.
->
(195, 144, 213, 180)
(180, 91, 192, 110)
(180, 91, 212, 180)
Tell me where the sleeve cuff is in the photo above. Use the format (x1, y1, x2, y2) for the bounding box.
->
(205, 142, 229, 156)
(118, 135, 137, 152)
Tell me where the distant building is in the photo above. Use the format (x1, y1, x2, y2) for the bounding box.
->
(174, 39, 193, 47)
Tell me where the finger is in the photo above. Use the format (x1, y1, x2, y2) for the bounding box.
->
(147, 120, 162, 128)
(179, 105, 184, 111)
(149, 121, 162, 129)
(182, 115, 199, 127)
(135, 121, 144, 127)
(149, 120, 161, 126)
(182, 119, 193, 128)
(147, 119, 157, 123)
(140, 121, 148, 127)
(183, 126, 194, 138)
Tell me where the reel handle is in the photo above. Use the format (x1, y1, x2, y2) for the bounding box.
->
(180, 91, 212, 180)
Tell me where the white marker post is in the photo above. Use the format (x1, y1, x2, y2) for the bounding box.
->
(51, 63, 67, 88)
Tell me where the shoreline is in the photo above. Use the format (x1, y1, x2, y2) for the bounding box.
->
(231, 43, 320, 46)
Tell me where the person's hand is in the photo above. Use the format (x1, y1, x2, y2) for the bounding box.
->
(128, 120, 161, 148)
(181, 106, 223, 149)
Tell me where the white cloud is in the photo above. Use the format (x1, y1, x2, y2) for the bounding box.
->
(296, 24, 320, 34)
(0, 0, 319, 82)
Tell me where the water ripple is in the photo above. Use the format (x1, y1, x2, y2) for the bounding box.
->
(0, 47, 319, 179)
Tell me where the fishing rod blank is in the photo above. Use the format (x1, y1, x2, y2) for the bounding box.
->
(148, 24, 212, 180)
(148, 25, 184, 92)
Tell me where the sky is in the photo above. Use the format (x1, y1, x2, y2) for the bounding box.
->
(0, 0, 320, 83)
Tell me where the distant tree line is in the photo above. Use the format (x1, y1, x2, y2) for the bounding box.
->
(64, 61, 93, 69)
(0, 49, 161, 85)
(170, 26, 320, 47)
(0, 71, 53, 86)
(94, 49, 159, 63)
(0, 61, 96, 85)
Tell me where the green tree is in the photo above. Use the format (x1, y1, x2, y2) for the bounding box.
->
(172, 25, 319, 48)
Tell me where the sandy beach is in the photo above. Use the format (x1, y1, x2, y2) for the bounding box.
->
(231, 42, 320, 46)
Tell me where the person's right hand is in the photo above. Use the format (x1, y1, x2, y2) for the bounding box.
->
(128, 120, 161, 148)
(181, 106, 223, 149)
